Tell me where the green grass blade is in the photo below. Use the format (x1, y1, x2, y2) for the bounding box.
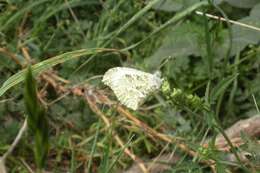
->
(122, 1, 209, 51)
(210, 73, 239, 102)
(0, 0, 50, 32)
(87, 121, 101, 172)
(33, 0, 99, 33)
(203, 10, 213, 78)
(0, 48, 111, 97)
(24, 67, 49, 171)
(212, 3, 233, 73)
(112, 0, 161, 38)
(74, 0, 162, 73)
(24, 67, 38, 126)
(106, 135, 135, 173)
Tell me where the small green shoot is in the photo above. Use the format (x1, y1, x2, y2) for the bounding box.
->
(24, 67, 49, 173)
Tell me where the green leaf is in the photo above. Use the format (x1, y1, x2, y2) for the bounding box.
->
(223, 0, 259, 8)
(147, 3, 260, 71)
(146, 21, 206, 69)
(230, 3, 260, 55)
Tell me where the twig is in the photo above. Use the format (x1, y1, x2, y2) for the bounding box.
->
(195, 11, 260, 32)
(49, 73, 70, 84)
(21, 47, 32, 63)
(0, 118, 27, 173)
(17, 12, 32, 65)
(1, 119, 27, 161)
(0, 47, 22, 67)
(20, 158, 34, 173)
(0, 159, 6, 173)
(83, 85, 216, 172)
(84, 88, 148, 173)
(36, 75, 216, 172)
(146, 142, 171, 172)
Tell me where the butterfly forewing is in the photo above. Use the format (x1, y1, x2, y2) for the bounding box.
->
(102, 67, 162, 110)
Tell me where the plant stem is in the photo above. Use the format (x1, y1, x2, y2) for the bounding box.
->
(1, 118, 27, 161)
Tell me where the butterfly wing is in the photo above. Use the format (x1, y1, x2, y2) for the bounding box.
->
(102, 67, 162, 110)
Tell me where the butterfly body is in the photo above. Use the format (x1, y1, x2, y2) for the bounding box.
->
(102, 67, 162, 110)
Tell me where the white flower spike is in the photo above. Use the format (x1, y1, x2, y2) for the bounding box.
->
(102, 67, 162, 110)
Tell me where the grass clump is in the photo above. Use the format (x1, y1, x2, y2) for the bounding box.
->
(0, 0, 260, 172)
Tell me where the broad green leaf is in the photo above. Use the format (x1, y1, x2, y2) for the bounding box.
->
(250, 3, 260, 16)
(145, 21, 206, 69)
(153, 0, 201, 12)
(153, 0, 183, 12)
(224, 0, 259, 8)
(230, 3, 260, 55)
(0, 48, 110, 97)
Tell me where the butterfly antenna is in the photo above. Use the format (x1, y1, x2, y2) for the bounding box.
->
(157, 56, 175, 71)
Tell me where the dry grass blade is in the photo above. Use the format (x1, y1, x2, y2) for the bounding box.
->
(0, 159, 7, 173)
(195, 11, 260, 32)
(83, 87, 148, 173)
(35, 72, 218, 172)
(0, 47, 22, 67)
(82, 85, 216, 172)
(0, 119, 28, 173)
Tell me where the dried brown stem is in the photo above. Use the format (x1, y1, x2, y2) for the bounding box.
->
(35, 75, 217, 172)
(0, 47, 22, 67)
(82, 86, 216, 172)
(84, 87, 148, 173)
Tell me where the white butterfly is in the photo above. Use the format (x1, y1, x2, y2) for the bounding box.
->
(102, 67, 162, 110)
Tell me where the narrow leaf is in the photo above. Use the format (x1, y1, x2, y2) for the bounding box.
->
(210, 74, 238, 102)
(0, 48, 110, 97)
(24, 67, 49, 170)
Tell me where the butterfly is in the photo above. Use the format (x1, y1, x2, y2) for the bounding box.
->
(102, 67, 162, 110)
